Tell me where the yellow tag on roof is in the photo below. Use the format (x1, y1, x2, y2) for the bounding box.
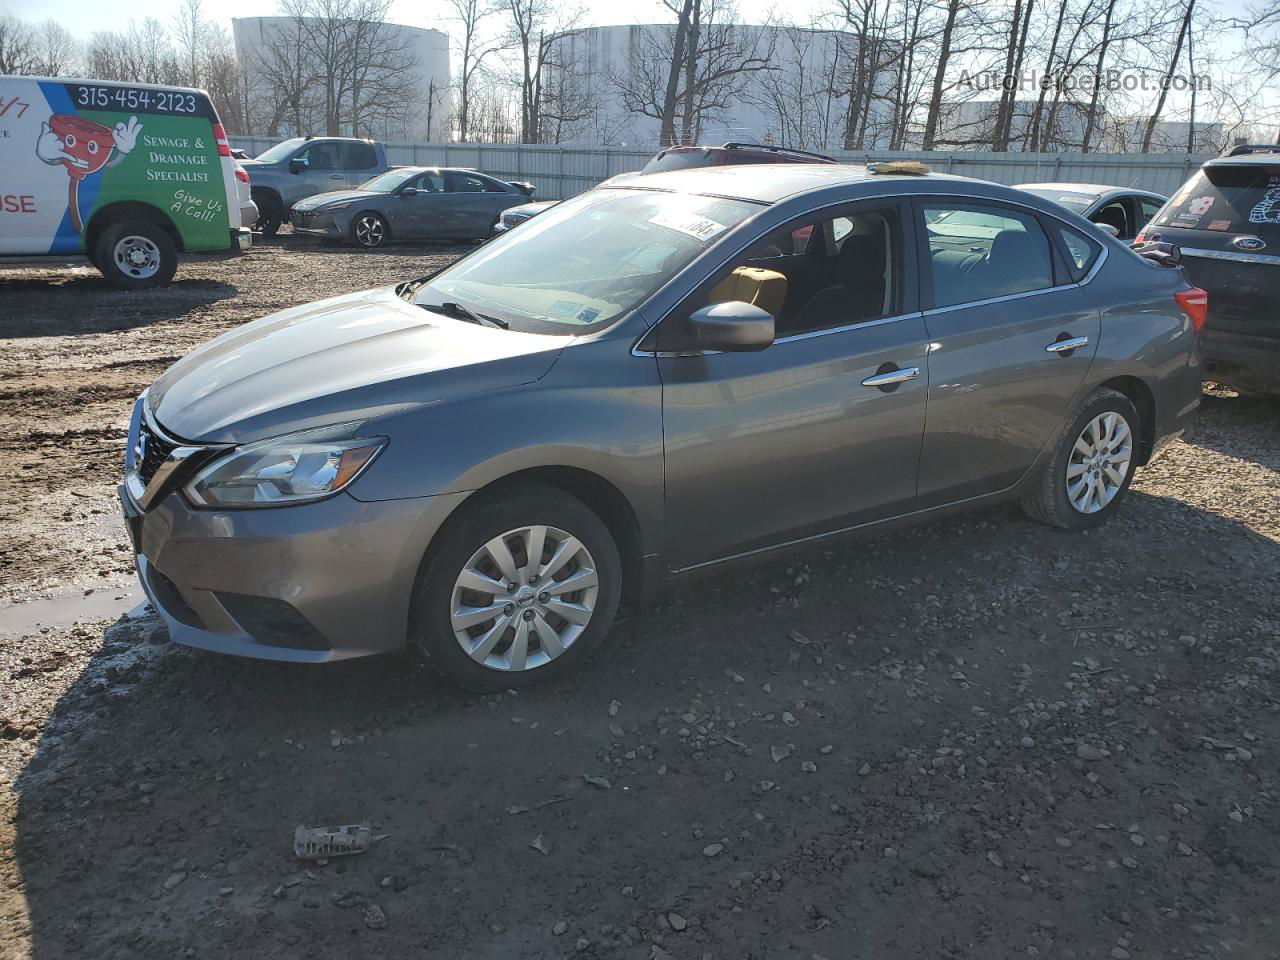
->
(867, 161, 931, 176)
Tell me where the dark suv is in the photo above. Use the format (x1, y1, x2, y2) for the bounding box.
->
(640, 141, 837, 175)
(1140, 144, 1280, 394)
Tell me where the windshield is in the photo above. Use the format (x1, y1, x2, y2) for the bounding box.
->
(1019, 188, 1096, 214)
(360, 168, 422, 192)
(255, 138, 306, 164)
(415, 189, 760, 334)
(1154, 164, 1280, 238)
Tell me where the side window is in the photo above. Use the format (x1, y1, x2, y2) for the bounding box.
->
(299, 143, 336, 169)
(923, 203, 1054, 308)
(1140, 199, 1164, 222)
(338, 141, 378, 170)
(447, 173, 488, 193)
(413, 172, 445, 193)
(484, 178, 509, 192)
(1053, 223, 1102, 282)
(1093, 201, 1129, 238)
(705, 206, 899, 336)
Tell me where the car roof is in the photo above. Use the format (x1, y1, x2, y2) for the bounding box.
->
(605, 163, 977, 205)
(1016, 182, 1165, 199)
(1205, 154, 1280, 168)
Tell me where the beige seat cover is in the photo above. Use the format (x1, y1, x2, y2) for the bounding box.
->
(708, 266, 787, 319)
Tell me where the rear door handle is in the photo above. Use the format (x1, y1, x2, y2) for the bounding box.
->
(861, 367, 920, 387)
(328, 174, 345, 180)
(1045, 336, 1089, 353)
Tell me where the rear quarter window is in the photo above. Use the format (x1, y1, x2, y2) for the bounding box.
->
(1156, 165, 1280, 238)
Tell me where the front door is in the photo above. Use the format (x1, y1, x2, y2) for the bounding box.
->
(655, 201, 931, 570)
(399, 171, 447, 239)
(914, 199, 1101, 506)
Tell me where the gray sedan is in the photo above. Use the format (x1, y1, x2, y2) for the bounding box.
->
(121, 164, 1203, 690)
(290, 167, 535, 247)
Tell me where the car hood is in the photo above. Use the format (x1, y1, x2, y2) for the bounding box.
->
(147, 287, 568, 444)
(293, 189, 382, 210)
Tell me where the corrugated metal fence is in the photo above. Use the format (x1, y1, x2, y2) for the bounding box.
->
(230, 136, 1211, 199)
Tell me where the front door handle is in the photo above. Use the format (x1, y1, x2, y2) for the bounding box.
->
(861, 367, 920, 388)
(328, 174, 345, 180)
(1045, 336, 1089, 353)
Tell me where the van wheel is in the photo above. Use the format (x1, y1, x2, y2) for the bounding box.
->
(95, 221, 178, 290)
(411, 484, 622, 692)
(1022, 388, 1140, 531)
(252, 191, 283, 237)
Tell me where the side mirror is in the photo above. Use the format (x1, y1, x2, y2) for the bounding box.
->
(399, 186, 418, 197)
(688, 301, 774, 352)
(1094, 221, 1120, 238)
(289, 157, 309, 174)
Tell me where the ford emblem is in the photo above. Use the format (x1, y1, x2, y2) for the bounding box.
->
(1232, 236, 1266, 252)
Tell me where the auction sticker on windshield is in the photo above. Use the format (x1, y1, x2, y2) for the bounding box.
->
(0, 78, 232, 255)
(648, 210, 727, 242)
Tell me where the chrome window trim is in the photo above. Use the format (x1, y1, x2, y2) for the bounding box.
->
(1180, 247, 1279, 266)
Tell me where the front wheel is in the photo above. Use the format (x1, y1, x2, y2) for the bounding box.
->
(1022, 387, 1140, 530)
(411, 484, 622, 691)
(94, 221, 178, 290)
(351, 212, 389, 249)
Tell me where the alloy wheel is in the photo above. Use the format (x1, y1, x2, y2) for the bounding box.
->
(354, 215, 385, 247)
(1066, 411, 1133, 514)
(450, 525, 599, 672)
(113, 235, 162, 279)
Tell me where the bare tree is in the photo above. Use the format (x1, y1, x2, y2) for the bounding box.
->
(499, 0, 583, 143)
(0, 15, 37, 74)
(172, 0, 208, 87)
(447, 0, 501, 141)
(1140, 0, 1194, 151)
(30, 20, 80, 76)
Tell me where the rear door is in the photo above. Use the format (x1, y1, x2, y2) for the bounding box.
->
(914, 199, 1101, 506)
(444, 171, 496, 238)
(337, 141, 380, 190)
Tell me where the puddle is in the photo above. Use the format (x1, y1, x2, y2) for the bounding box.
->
(0, 577, 144, 639)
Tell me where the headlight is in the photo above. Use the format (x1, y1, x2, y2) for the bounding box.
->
(185, 426, 385, 508)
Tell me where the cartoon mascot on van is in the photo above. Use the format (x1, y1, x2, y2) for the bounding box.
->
(35, 114, 142, 234)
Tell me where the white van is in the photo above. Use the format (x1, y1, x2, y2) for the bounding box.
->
(0, 75, 251, 288)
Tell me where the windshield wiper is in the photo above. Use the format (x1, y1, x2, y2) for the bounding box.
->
(420, 300, 509, 329)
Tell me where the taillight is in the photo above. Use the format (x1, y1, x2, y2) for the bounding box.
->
(212, 122, 231, 158)
(1135, 231, 1146, 244)
(235, 167, 249, 184)
(1175, 286, 1208, 332)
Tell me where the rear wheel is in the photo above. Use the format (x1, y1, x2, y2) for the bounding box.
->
(1022, 388, 1139, 530)
(351, 212, 389, 249)
(411, 484, 621, 691)
(94, 221, 178, 290)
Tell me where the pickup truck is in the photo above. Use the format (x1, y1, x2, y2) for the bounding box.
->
(240, 136, 390, 236)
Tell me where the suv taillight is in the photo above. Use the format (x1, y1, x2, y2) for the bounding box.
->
(1135, 231, 1146, 244)
(212, 122, 231, 158)
(235, 167, 249, 183)
(1175, 287, 1208, 332)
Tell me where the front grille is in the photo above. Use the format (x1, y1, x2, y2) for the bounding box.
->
(136, 418, 177, 488)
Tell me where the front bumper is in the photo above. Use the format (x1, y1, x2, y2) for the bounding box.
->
(120, 484, 468, 662)
(1200, 329, 1280, 394)
(290, 211, 345, 240)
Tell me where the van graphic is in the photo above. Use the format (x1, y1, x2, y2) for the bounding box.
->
(35, 113, 141, 232)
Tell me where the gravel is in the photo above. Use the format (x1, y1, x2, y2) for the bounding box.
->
(1, 245, 1279, 958)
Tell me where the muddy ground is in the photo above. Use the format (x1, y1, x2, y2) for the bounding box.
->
(1, 240, 1278, 960)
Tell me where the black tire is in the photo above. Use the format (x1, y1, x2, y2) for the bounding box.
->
(1021, 387, 1141, 531)
(94, 220, 178, 290)
(411, 483, 622, 692)
(252, 190, 283, 237)
(350, 212, 389, 249)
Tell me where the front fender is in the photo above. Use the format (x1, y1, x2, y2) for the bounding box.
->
(347, 336, 665, 552)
